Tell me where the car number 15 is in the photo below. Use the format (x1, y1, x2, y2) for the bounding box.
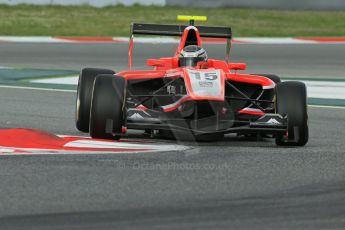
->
(189, 71, 218, 81)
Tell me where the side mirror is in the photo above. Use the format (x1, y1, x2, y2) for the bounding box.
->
(147, 59, 165, 67)
(228, 63, 247, 71)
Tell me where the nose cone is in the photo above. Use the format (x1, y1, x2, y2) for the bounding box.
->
(184, 69, 225, 101)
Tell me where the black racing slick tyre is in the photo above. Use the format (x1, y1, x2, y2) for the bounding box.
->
(76, 68, 115, 132)
(253, 74, 281, 83)
(275, 81, 309, 146)
(89, 74, 126, 140)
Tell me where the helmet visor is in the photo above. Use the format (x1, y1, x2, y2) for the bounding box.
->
(179, 57, 205, 67)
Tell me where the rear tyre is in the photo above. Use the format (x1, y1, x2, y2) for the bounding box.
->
(76, 68, 114, 132)
(275, 81, 308, 146)
(89, 75, 126, 140)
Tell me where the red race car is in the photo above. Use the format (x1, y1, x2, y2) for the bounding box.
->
(75, 15, 308, 146)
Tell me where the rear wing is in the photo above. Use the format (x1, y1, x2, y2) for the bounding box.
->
(128, 23, 232, 69)
(131, 23, 232, 39)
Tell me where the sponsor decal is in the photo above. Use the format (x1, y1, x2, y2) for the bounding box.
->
(129, 112, 144, 119)
(199, 81, 213, 87)
(266, 118, 281, 125)
(167, 85, 176, 94)
(127, 108, 152, 119)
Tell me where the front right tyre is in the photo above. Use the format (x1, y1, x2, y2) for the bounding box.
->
(275, 81, 309, 146)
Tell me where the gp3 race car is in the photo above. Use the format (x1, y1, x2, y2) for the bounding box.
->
(75, 15, 308, 146)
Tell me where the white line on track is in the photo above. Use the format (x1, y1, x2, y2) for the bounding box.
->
(308, 105, 345, 109)
(0, 84, 76, 92)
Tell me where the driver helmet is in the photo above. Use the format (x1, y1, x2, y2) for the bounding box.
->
(179, 45, 208, 67)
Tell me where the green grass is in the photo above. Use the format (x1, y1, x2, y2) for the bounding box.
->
(1, 4, 345, 37)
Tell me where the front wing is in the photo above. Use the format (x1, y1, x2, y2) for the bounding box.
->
(126, 108, 287, 136)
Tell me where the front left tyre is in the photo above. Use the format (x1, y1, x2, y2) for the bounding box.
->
(76, 68, 115, 132)
(89, 74, 126, 140)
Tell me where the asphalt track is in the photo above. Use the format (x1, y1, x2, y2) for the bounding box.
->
(1, 43, 345, 78)
(0, 43, 345, 230)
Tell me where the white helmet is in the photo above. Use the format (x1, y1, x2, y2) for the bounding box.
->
(179, 45, 208, 67)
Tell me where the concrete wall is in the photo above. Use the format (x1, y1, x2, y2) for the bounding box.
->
(0, 0, 166, 7)
(166, 0, 345, 10)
